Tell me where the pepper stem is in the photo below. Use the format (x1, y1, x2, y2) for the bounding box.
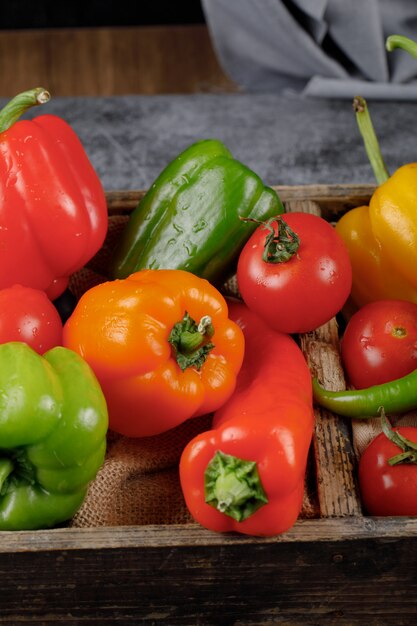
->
(386, 35, 417, 60)
(168, 311, 215, 371)
(0, 457, 14, 496)
(204, 450, 268, 522)
(353, 96, 390, 185)
(0, 87, 51, 134)
(380, 408, 417, 465)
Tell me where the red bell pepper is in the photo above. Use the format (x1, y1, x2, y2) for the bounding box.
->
(0, 88, 108, 299)
(179, 299, 314, 537)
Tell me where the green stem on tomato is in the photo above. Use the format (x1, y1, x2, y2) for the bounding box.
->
(262, 217, 300, 263)
(243, 216, 300, 263)
(380, 409, 417, 465)
(353, 95, 390, 186)
(0, 87, 50, 134)
(386, 35, 417, 60)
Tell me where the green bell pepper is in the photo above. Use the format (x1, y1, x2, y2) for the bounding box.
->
(0, 342, 108, 530)
(110, 139, 284, 284)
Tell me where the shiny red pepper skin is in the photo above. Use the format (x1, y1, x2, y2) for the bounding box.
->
(0, 91, 108, 299)
(179, 299, 314, 537)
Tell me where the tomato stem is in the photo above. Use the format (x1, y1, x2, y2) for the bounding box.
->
(169, 311, 215, 371)
(380, 409, 417, 465)
(353, 96, 390, 186)
(260, 217, 300, 264)
(0, 87, 50, 134)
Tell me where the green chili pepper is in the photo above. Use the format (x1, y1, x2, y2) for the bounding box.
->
(312, 368, 417, 418)
(0, 342, 108, 530)
(110, 139, 284, 285)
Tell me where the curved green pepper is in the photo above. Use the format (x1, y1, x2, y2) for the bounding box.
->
(110, 139, 284, 284)
(0, 342, 108, 530)
(312, 369, 417, 418)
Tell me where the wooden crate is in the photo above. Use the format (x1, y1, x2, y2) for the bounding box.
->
(1, 185, 417, 625)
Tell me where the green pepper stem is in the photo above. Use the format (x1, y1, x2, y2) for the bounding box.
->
(0, 87, 50, 134)
(215, 471, 256, 513)
(204, 450, 268, 522)
(168, 311, 215, 371)
(386, 35, 417, 60)
(353, 96, 390, 185)
(0, 458, 14, 495)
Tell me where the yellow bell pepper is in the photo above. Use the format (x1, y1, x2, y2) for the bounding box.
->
(335, 91, 417, 308)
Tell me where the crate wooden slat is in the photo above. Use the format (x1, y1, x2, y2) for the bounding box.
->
(104, 183, 375, 215)
(2, 184, 417, 626)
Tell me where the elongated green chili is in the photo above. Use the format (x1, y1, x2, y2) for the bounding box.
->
(312, 368, 417, 418)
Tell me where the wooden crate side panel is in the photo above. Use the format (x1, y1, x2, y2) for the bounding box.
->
(104, 184, 375, 216)
(1, 533, 417, 624)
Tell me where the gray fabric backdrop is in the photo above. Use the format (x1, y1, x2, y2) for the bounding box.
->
(202, 0, 417, 99)
(6, 93, 415, 191)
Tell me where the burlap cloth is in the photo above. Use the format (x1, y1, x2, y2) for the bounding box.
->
(67, 215, 416, 528)
(68, 216, 216, 527)
(70, 415, 213, 527)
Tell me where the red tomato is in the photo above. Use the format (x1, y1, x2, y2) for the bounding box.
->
(0, 284, 63, 353)
(359, 426, 417, 516)
(341, 300, 417, 389)
(236, 212, 352, 334)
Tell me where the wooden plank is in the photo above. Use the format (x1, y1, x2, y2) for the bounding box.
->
(1, 517, 417, 554)
(301, 324, 362, 517)
(274, 183, 374, 216)
(105, 183, 375, 215)
(0, 520, 417, 624)
(285, 199, 362, 517)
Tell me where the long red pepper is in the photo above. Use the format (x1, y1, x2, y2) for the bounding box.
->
(179, 298, 314, 537)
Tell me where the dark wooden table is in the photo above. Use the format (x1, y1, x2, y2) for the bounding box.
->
(0, 25, 237, 97)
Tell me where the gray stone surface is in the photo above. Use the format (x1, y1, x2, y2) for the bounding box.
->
(4, 93, 417, 190)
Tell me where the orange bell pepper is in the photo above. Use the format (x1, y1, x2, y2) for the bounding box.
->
(63, 269, 245, 437)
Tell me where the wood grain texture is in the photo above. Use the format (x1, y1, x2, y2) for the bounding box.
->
(1, 521, 417, 624)
(105, 183, 375, 214)
(0, 25, 238, 97)
(2, 517, 417, 554)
